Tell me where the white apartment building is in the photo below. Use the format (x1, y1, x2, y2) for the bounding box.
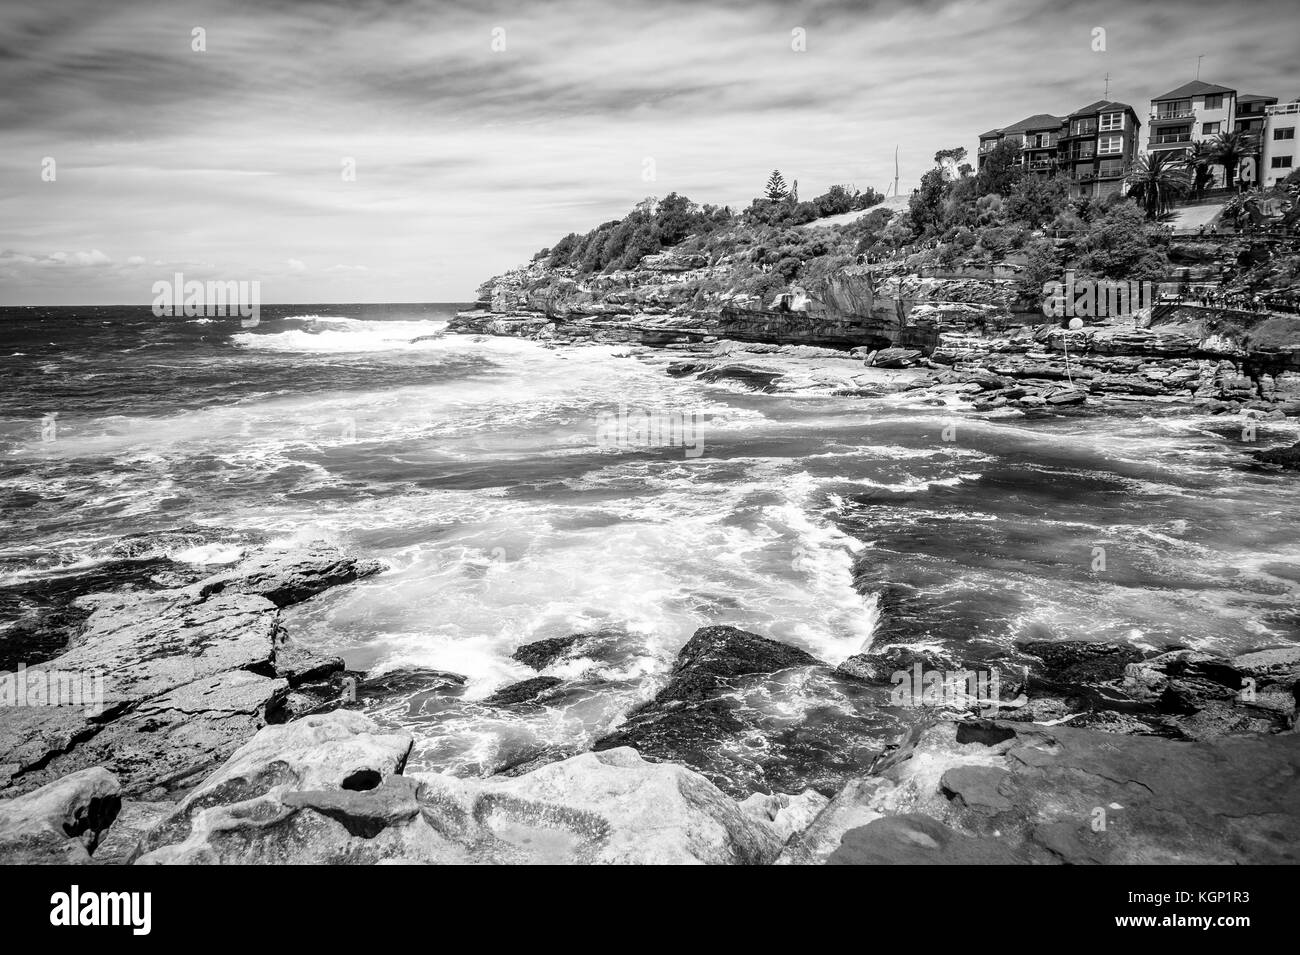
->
(1261, 100, 1299, 187)
(1148, 80, 1237, 186)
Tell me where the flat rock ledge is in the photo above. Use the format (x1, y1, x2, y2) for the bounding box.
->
(0, 542, 380, 801)
(780, 719, 1300, 865)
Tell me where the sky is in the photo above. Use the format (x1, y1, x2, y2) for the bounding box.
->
(1, 0, 1296, 305)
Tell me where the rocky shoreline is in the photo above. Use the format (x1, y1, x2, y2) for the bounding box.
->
(448, 258, 1300, 445)
(3, 263, 1298, 862)
(1, 535, 1295, 863)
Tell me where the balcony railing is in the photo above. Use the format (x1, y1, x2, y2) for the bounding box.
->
(1151, 108, 1195, 121)
(1027, 159, 1057, 170)
(1022, 138, 1058, 150)
(1150, 133, 1192, 145)
(1266, 102, 1300, 116)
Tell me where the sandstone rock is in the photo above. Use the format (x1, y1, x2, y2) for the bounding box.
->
(11, 670, 288, 798)
(482, 676, 564, 706)
(511, 629, 623, 670)
(0, 767, 120, 863)
(272, 632, 345, 686)
(136, 713, 781, 865)
(784, 720, 1300, 865)
(135, 710, 414, 862)
(92, 800, 173, 865)
(828, 812, 1027, 864)
(739, 789, 829, 844)
(184, 543, 384, 607)
(594, 626, 904, 797)
(870, 348, 923, 368)
(1253, 440, 1300, 470)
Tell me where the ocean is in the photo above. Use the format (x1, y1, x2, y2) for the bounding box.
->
(2, 304, 1298, 777)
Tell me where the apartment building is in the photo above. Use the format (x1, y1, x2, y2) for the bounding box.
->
(976, 103, 1139, 197)
(977, 114, 1066, 174)
(1261, 100, 1299, 187)
(1235, 94, 1278, 137)
(1147, 80, 1238, 185)
(1060, 100, 1142, 198)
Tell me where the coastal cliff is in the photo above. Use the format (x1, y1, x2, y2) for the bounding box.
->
(453, 252, 1300, 416)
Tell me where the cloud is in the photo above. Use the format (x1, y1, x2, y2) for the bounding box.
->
(0, 0, 1296, 303)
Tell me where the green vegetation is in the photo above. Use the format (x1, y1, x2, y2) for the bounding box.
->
(532, 177, 884, 279)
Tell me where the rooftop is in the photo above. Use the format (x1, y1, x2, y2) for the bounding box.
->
(1068, 99, 1136, 118)
(995, 113, 1067, 135)
(1153, 80, 1236, 101)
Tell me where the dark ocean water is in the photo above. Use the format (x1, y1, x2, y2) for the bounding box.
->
(2, 304, 1297, 777)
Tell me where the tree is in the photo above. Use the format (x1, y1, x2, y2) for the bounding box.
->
(1126, 152, 1191, 219)
(654, 192, 696, 245)
(909, 165, 950, 237)
(811, 184, 859, 217)
(764, 169, 789, 201)
(934, 146, 968, 175)
(1006, 174, 1071, 230)
(974, 139, 1023, 197)
(1186, 141, 1214, 199)
(1076, 201, 1169, 280)
(1209, 131, 1255, 189)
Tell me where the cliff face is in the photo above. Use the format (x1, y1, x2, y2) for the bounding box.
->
(454, 254, 1029, 352)
(454, 249, 1300, 408)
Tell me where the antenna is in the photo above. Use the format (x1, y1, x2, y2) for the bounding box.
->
(893, 145, 899, 198)
(1196, 54, 1204, 79)
(1104, 72, 1110, 99)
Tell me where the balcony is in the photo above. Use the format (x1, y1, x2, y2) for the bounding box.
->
(1096, 164, 1129, 179)
(1150, 133, 1192, 146)
(1068, 149, 1095, 161)
(1266, 102, 1300, 116)
(1022, 138, 1058, 150)
(1151, 107, 1194, 122)
(1027, 159, 1057, 170)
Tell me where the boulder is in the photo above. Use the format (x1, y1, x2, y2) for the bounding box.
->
(92, 800, 173, 865)
(739, 789, 829, 844)
(0, 767, 120, 863)
(594, 626, 905, 797)
(1253, 440, 1300, 470)
(482, 676, 564, 706)
(869, 348, 923, 369)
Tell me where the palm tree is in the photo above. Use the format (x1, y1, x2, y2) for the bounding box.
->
(1208, 131, 1255, 190)
(1186, 141, 1215, 199)
(1127, 152, 1191, 219)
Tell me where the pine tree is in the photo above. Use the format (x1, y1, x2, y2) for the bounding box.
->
(764, 169, 789, 201)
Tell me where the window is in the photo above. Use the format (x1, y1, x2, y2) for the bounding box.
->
(1099, 112, 1123, 131)
(1274, 127, 1296, 140)
(1098, 135, 1123, 154)
(1272, 156, 1294, 168)
(1202, 122, 1221, 135)
(1205, 94, 1224, 110)
(1072, 120, 1096, 136)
